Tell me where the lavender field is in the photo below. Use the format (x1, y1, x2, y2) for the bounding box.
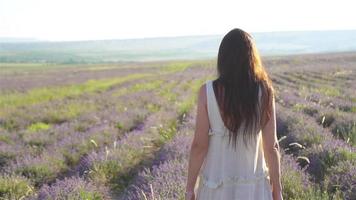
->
(0, 52, 355, 200)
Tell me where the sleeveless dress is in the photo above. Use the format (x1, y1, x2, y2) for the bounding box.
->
(195, 80, 273, 200)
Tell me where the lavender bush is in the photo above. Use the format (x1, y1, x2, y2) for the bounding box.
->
(34, 176, 110, 200)
(325, 159, 356, 200)
(0, 55, 354, 199)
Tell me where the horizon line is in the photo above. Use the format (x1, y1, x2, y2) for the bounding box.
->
(1, 28, 356, 43)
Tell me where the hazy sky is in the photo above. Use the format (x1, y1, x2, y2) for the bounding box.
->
(0, 0, 355, 41)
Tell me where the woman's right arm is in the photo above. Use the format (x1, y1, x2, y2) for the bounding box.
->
(261, 95, 283, 200)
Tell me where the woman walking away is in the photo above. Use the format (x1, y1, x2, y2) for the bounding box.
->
(185, 28, 283, 200)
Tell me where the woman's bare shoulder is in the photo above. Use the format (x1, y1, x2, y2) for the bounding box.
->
(198, 83, 207, 106)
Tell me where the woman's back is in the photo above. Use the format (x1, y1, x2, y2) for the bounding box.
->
(185, 28, 282, 200)
(195, 80, 273, 200)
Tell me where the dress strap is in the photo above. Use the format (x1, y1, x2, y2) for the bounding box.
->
(206, 80, 225, 133)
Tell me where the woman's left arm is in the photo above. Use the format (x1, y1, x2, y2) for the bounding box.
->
(185, 84, 210, 199)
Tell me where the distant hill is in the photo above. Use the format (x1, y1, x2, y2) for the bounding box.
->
(1, 30, 356, 63)
(0, 37, 42, 43)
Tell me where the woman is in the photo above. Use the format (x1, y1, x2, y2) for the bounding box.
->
(185, 28, 283, 200)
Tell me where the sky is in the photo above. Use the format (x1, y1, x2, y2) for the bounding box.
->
(0, 0, 356, 41)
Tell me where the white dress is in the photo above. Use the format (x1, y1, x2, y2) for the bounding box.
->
(195, 80, 273, 200)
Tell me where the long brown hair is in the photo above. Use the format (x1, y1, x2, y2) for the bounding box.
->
(214, 28, 274, 149)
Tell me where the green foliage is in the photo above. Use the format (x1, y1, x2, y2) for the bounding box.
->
(176, 76, 212, 117)
(282, 168, 330, 200)
(2, 100, 97, 132)
(302, 107, 319, 117)
(312, 149, 355, 182)
(145, 103, 161, 113)
(0, 73, 151, 111)
(115, 122, 124, 130)
(351, 106, 356, 113)
(177, 98, 195, 117)
(27, 122, 51, 132)
(292, 103, 306, 112)
(88, 145, 147, 193)
(15, 159, 67, 187)
(24, 137, 51, 150)
(62, 135, 110, 167)
(1, 118, 19, 131)
(16, 164, 54, 186)
(78, 189, 103, 200)
(158, 81, 178, 102)
(41, 102, 95, 124)
(0, 134, 12, 144)
(0, 151, 15, 168)
(337, 149, 356, 162)
(325, 160, 356, 200)
(317, 114, 335, 128)
(299, 128, 324, 146)
(157, 120, 178, 145)
(332, 122, 356, 146)
(164, 62, 193, 73)
(0, 175, 34, 200)
(131, 80, 164, 92)
(112, 80, 163, 97)
(313, 86, 341, 97)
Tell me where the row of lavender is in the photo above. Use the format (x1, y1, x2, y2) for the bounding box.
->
(117, 59, 355, 199)
(1, 54, 355, 199)
(26, 69, 214, 199)
(274, 71, 354, 146)
(0, 62, 215, 199)
(276, 105, 355, 199)
(117, 110, 334, 199)
(272, 65, 355, 199)
(1, 71, 174, 199)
